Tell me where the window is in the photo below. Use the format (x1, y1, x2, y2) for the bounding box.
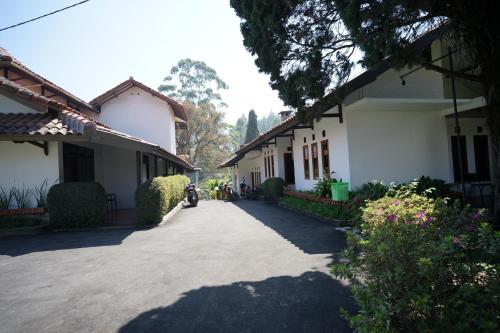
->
(321, 140, 330, 176)
(143, 155, 150, 179)
(303, 145, 310, 179)
(271, 154, 275, 177)
(322, 130, 326, 137)
(264, 154, 268, 178)
(267, 156, 271, 178)
(311, 143, 319, 179)
(312, 134, 315, 141)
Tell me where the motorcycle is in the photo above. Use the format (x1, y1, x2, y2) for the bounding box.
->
(223, 183, 239, 201)
(184, 183, 199, 207)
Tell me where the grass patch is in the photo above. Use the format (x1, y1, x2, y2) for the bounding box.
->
(0, 215, 46, 229)
(280, 196, 354, 221)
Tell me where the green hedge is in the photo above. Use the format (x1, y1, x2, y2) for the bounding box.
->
(47, 182, 106, 228)
(262, 177, 285, 201)
(135, 175, 190, 225)
(0, 215, 46, 229)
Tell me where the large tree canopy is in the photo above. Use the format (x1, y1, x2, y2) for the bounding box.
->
(231, 0, 500, 221)
(230, 0, 355, 115)
(158, 58, 229, 106)
(158, 59, 232, 178)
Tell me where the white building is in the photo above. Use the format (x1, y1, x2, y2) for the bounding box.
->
(0, 48, 196, 209)
(220, 29, 493, 194)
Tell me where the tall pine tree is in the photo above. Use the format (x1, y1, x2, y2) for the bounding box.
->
(244, 110, 259, 143)
(235, 113, 247, 145)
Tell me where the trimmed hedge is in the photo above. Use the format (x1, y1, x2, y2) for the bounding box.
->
(47, 182, 106, 228)
(262, 177, 285, 201)
(135, 175, 190, 225)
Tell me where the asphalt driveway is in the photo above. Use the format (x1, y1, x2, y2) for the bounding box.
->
(0, 200, 354, 333)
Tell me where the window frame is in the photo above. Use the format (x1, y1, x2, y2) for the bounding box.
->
(303, 145, 310, 179)
(311, 142, 319, 179)
(321, 139, 330, 176)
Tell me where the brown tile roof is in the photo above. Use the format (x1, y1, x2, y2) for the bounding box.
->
(0, 76, 195, 171)
(218, 115, 298, 168)
(90, 77, 188, 122)
(0, 47, 97, 113)
(0, 113, 75, 136)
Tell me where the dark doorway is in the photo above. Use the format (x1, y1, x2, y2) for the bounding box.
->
(63, 143, 95, 182)
(284, 153, 295, 184)
(451, 135, 468, 183)
(473, 135, 491, 181)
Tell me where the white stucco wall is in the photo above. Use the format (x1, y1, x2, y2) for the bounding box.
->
(232, 151, 262, 193)
(0, 141, 60, 208)
(346, 107, 450, 188)
(96, 86, 177, 153)
(292, 108, 350, 191)
(344, 66, 445, 106)
(0, 93, 40, 114)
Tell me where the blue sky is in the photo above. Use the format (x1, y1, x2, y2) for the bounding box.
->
(0, 0, 285, 124)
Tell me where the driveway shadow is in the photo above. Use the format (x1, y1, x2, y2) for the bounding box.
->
(230, 200, 346, 255)
(119, 271, 355, 333)
(0, 228, 139, 257)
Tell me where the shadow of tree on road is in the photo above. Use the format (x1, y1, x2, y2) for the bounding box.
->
(231, 200, 347, 255)
(119, 271, 355, 333)
(0, 228, 143, 257)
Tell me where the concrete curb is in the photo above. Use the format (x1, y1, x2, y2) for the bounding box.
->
(158, 199, 185, 227)
(52, 224, 154, 233)
(277, 202, 352, 227)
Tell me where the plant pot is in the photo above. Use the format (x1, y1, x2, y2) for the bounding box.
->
(331, 182, 349, 201)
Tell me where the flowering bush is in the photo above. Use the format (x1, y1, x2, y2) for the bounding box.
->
(333, 183, 500, 332)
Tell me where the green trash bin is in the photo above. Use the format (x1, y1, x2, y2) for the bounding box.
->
(331, 182, 349, 201)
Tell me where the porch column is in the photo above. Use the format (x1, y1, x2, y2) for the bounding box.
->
(136, 151, 141, 187)
(154, 155, 158, 177)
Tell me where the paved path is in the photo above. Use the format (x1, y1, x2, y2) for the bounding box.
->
(0, 200, 354, 333)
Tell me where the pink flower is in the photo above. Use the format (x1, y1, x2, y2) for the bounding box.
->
(426, 216, 433, 223)
(453, 236, 460, 244)
(472, 211, 482, 221)
(404, 219, 412, 225)
(386, 214, 397, 222)
(391, 200, 400, 206)
(416, 211, 426, 220)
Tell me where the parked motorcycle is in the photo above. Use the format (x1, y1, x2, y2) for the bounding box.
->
(184, 183, 199, 207)
(223, 183, 239, 201)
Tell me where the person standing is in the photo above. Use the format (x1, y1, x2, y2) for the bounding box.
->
(240, 177, 246, 196)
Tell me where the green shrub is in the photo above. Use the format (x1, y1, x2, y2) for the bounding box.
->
(333, 183, 500, 333)
(312, 170, 338, 198)
(262, 177, 285, 201)
(280, 196, 354, 220)
(47, 182, 106, 228)
(350, 180, 388, 202)
(0, 215, 45, 229)
(135, 175, 190, 225)
(412, 175, 452, 198)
